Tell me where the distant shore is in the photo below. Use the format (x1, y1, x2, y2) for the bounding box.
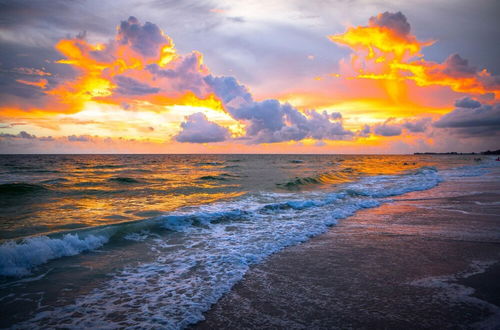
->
(414, 149, 500, 155)
(193, 167, 500, 329)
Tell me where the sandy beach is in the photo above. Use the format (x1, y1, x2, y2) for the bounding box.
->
(194, 169, 500, 329)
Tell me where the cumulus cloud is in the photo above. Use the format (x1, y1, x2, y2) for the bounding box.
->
(203, 75, 253, 105)
(175, 112, 229, 143)
(117, 16, 172, 57)
(226, 99, 352, 143)
(368, 11, 411, 36)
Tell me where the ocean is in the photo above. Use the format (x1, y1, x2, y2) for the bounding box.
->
(0, 154, 498, 328)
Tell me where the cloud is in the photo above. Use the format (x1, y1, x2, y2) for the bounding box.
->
(2, 15, 356, 145)
(434, 100, 500, 136)
(373, 117, 431, 136)
(358, 124, 371, 137)
(368, 11, 411, 36)
(2, 12, 498, 154)
(0, 131, 36, 139)
(403, 117, 431, 133)
(68, 135, 91, 142)
(146, 52, 211, 98)
(329, 12, 500, 98)
(373, 118, 402, 136)
(16, 78, 48, 89)
(175, 112, 229, 143)
(114, 76, 160, 95)
(203, 75, 252, 105)
(454, 96, 481, 109)
(227, 99, 352, 143)
(117, 16, 172, 57)
(442, 54, 477, 78)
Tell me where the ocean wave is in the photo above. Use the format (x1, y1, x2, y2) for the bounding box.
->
(0, 183, 49, 196)
(0, 234, 109, 277)
(346, 166, 442, 198)
(277, 170, 356, 189)
(40, 178, 70, 184)
(198, 173, 238, 181)
(0, 165, 473, 278)
(160, 210, 249, 231)
(88, 164, 127, 169)
(195, 161, 225, 166)
(223, 165, 240, 169)
(107, 177, 141, 184)
(12, 195, 383, 329)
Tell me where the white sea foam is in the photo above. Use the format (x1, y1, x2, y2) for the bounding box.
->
(0, 233, 110, 276)
(411, 260, 500, 329)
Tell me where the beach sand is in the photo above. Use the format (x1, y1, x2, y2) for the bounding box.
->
(193, 172, 500, 329)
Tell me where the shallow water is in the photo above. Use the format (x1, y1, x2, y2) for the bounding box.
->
(0, 154, 497, 328)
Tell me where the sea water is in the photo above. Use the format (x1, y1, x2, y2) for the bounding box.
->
(0, 154, 497, 328)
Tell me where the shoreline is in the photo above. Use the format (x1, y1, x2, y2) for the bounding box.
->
(193, 171, 500, 329)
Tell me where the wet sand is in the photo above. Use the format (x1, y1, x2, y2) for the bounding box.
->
(193, 173, 500, 329)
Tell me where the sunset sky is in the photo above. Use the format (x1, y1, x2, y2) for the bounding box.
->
(0, 0, 499, 153)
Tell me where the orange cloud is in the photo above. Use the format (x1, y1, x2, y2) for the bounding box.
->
(2, 12, 498, 153)
(16, 78, 48, 89)
(329, 11, 499, 100)
(47, 19, 223, 115)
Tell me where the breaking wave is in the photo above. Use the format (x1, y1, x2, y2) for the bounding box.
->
(0, 166, 445, 278)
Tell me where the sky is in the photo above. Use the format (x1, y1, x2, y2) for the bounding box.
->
(0, 0, 499, 154)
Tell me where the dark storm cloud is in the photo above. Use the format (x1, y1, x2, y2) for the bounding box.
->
(114, 76, 160, 95)
(175, 112, 229, 143)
